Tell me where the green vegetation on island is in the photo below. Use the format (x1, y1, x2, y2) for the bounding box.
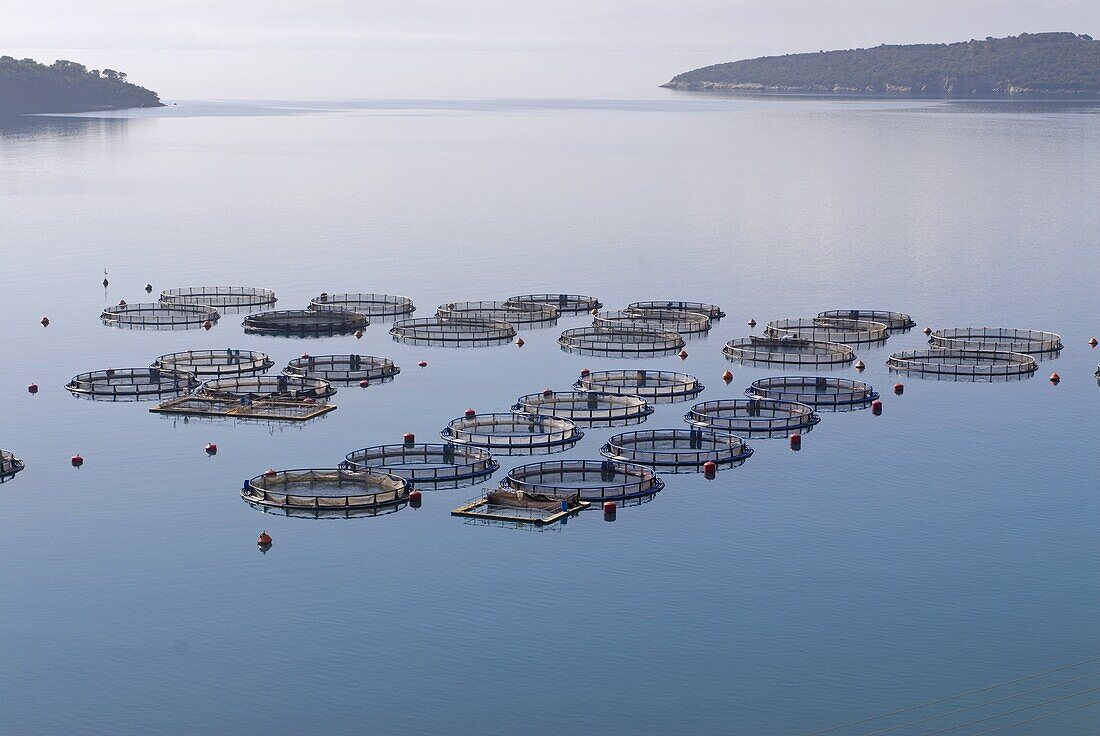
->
(664, 32, 1100, 96)
(1, 57, 163, 114)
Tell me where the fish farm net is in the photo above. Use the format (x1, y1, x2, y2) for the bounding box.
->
(160, 286, 277, 311)
(1, 449, 25, 482)
(243, 309, 368, 336)
(627, 300, 726, 319)
(747, 376, 879, 410)
(390, 317, 516, 347)
(574, 370, 704, 403)
(511, 390, 654, 426)
(723, 336, 856, 366)
(817, 309, 915, 332)
(309, 292, 415, 318)
(199, 375, 335, 401)
(340, 443, 498, 487)
(886, 349, 1038, 381)
(283, 354, 400, 384)
(558, 326, 685, 357)
(765, 317, 889, 344)
(928, 327, 1063, 355)
(507, 293, 602, 315)
(593, 308, 711, 335)
(684, 398, 820, 437)
(153, 349, 274, 377)
(241, 468, 410, 514)
(452, 490, 587, 525)
(66, 368, 199, 401)
(101, 302, 219, 330)
(441, 413, 582, 454)
(436, 300, 559, 326)
(501, 459, 664, 502)
(600, 429, 753, 472)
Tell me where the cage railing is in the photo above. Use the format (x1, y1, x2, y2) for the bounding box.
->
(309, 292, 415, 317)
(928, 327, 1062, 355)
(283, 354, 400, 383)
(593, 308, 711, 335)
(340, 443, 499, 483)
(765, 317, 889, 344)
(66, 367, 199, 400)
(436, 300, 559, 326)
(501, 459, 664, 502)
(243, 309, 368, 336)
(887, 349, 1038, 378)
(574, 369, 703, 403)
(723, 336, 856, 365)
(746, 376, 878, 407)
(507, 293, 602, 314)
(511, 390, 653, 423)
(241, 468, 409, 509)
(390, 317, 516, 346)
(558, 326, 685, 356)
(599, 428, 753, 470)
(101, 302, 219, 329)
(154, 349, 274, 377)
(199, 375, 336, 401)
(160, 286, 276, 309)
(627, 300, 725, 319)
(817, 309, 914, 331)
(684, 398, 820, 436)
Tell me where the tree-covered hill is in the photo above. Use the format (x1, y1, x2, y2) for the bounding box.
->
(1, 57, 163, 114)
(664, 33, 1100, 96)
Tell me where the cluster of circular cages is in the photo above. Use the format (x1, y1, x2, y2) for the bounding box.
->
(746, 376, 879, 412)
(0, 449, 26, 483)
(885, 327, 1061, 382)
(101, 302, 220, 330)
(241, 468, 411, 519)
(574, 370, 704, 403)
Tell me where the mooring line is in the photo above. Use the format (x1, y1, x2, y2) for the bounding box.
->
(966, 699, 1100, 735)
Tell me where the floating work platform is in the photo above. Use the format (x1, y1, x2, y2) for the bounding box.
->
(451, 490, 589, 525)
(150, 396, 336, 421)
(0, 449, 25, 482)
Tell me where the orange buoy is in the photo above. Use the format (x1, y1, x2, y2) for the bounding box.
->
(747, 318, 757, 327)
(678, 349, 688, 359)
(922, 327, 932, 335)
(205, 443, 217, 455)
(264, 468, 277, 478)
(703, 460, 717, 477)
(403, 432, 415, 444)
(28, 383, 38, 394)
(789, 433, 801, 451)
(515, 337, 525, 347)
(871, 400, 883, 415)
(580, 368, 590, 377)
(1090, 338, 1098, 347)
(893, 383, 904, 395)
(602, 501, 616, 516)
(464, 408, 476, 418)
(417, 360, 427, 368)
(409, 490, 422, 507)
(1049, 372, 1061, 384)
(71, 455, 84, 467)
(721, 370, 733, 384)
(257, 531, 272, 546)
(358, 379, 369, 388)
(202, 320, 212, 331)
(144, 283, 153, 293)
(854, 360, 865, 371)
(40, 316, 49, 326)
(354, 329, 363, 339)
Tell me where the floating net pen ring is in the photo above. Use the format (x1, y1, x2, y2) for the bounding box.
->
(283, 355, 400, 383)
(153, 349, 274, 377)
(101, 302, 219, 329)
(746, 376, 878, 409)
(66, 367, 199, 400)
(928, 327, 1062, 355)
(511, 390, 653, 425)
(436, 300, 559, 326)
(817, 309, 914, 332)
(390, 317, 516, 346)
(241, 468, 410, 511)
(723, 336, 855, 366)
(440, 412, 582, 454)
(627, 300, 725, 319)
(600, 428, 753, 472)
(243, 309, 368, 336)
(0, 449, 26, 481)
(593, 308, 711, 335)
(765, 317, 889, 344)
(309, 293, 415, 318)
(507, 294, 602, 315)
(684, 398, 820, 437)
(574, 369, 703, 403)
(199, 375, 336, 401)
(160, 286, 276, 310)
(886, 349, 1037, 380)
(340, 443, 498, 484)
(501, 459, 664, 502)
(558, 327, 684, 357)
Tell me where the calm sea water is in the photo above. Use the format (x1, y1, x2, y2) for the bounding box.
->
(1, 60, 1099, 735)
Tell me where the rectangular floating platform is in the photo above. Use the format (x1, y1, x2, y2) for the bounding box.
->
(149, 396, 337, 421)
(451, 491, 589, 525)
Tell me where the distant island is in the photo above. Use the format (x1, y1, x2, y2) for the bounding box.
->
(664, 32, 1100, 96)
(1, 57, 163, 114)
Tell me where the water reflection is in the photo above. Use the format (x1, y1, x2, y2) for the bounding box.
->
(0, 113, 131, 142)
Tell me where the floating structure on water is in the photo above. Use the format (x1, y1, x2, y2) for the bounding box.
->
(817, 309, 914, 332)
(928, 327, 1063, 356)
(599, 428, 753, 473)
(558, 326, 685, 357)
(153, 349, 274, 377)
(436, 300, 559, 327)
(199, 375, 335, 401)
(593, 308, 711, 335)
(151, 396, 336, 421)
(886, 349, 1038, 381)
(160, 286, 276, 311)
(441, 412, 582, 454)
(765, 317, 889, 344)
(66, 368, 199, 401)
(283, 355, 399, 384)
(243, 309, 368, 336)
(451, 489, 588, 525)
(722, 336, 856, 366)
(0, 449, 25, 482)
(309, 292, 415, 318)
(501, 459, 664, 502)
(684, 398, 820, 437)
(746, 376, 879, 410)
(101, 302, 219, 330)
(241, 468, 409, 517)
(511, 390, 653, 426)
(507, 293, 602, 315)
(574, 369, 703, 403)
(390, 317, 516, 347)
(340, 443, 498, 488)
(627, 300, 725, 319)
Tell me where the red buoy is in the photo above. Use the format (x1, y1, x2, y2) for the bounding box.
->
(117, 299, 127, 308)
(464, 408, 476, 418)
(893, 383, 904, 395)
(417, 361, 427, 368)
(28, 383, 38, 394)
(922, 327, 932, 335)
(205, 443, 217, 455)
(354, 329, 363, 339)
(1090, 338, 1098, 347)
(703, 460, 717, 477)
(580, 368, 590, 378)
(145, 283, 153, 293)
(264, 468, 277, 478)
(542, 388, 554, 397)
(71, 455, 84, 467)
(257, 531, 272, 546)
(747, 318, 757, 327)
(403, 432, 415, 444)
(515, 337, 525, 347)
(871, 400, 883, 415)
(409, 489, 422, 507)
(1049, 372, 1061, 384)
(202, 320, 212, 331)
(854, 360, 865, 372)
(358, 379, 369, 388)
(789, 433, 801, 451)
(678, 349, 688, 359)
(602, 501, 616, 516)
(721, 370, 733, 384)
(40, 316, 49, 327)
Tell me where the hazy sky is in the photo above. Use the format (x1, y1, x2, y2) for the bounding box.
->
(6, 1, 1100, 55)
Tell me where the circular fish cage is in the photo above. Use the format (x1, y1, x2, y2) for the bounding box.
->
(507, 293, 602, 315)
(436, 300, 559, 327)
(153, 349, 274, 377)
(928, 327, 1063, 355)
(723, 336, 856, 366)
(101, 302, 219, 330)
(746, 376, 879, 410)
(501, 460, 664, 503)
(818, 309, 915, 332)
(600, 429, 753, 473)
(241, 468, 410, 515)
(593, 308, 711, 335)
(684, 398, 820, 438)
(243, 309, 368, 336)
(511, 390, 653, 426)
(765, 317, 888, 344)
(574, 370, 703, 403)
(390, 317, 516, 347)
(340, 443, 498, 487)
(309, 292, 415, 318)
(199, 375, 336, 401)
(66, 368, 199, 401)
(1, 449, 26, 482)
(160, 286, 276, 311)
(558, 326, 685, 357)
(886, 349, 1038, 381)
(441, 413, 582, 454)
(627, 300, 725, 320)
(283, 354, 400, 384)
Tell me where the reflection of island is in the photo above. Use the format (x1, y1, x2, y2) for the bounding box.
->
(1, 57, 162, 115)
(664, 32, 1100, 97)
